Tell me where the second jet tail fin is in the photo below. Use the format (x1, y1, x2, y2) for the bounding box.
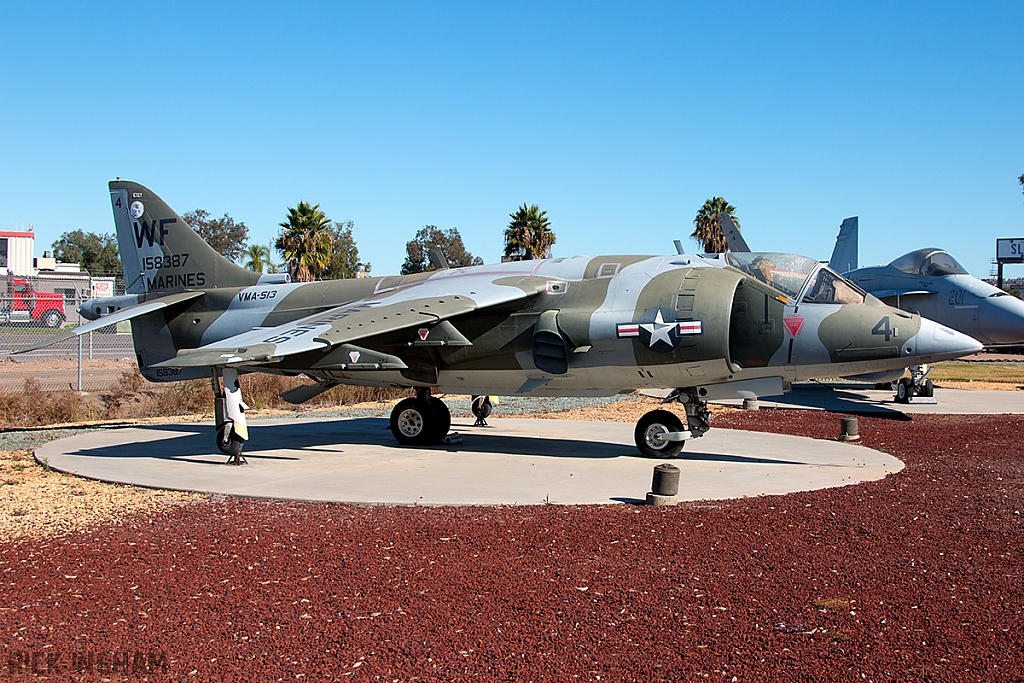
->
(829, 217, 858, 273)
(717, 213, 750, 252)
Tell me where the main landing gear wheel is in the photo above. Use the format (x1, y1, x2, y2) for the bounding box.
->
(427, 397, 451, 441)
(390, 394, 451, 446)
(634, 409, 685, 458)
(920, 379, 934, 398)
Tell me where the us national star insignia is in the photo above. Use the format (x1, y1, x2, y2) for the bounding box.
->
(617, 309, 703, 353)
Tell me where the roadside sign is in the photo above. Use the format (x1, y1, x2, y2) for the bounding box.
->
(91, 277, 115, 298)
(996, 239, 1024, 263)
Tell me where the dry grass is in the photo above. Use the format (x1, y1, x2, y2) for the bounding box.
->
(933, 380, 1024, 391)
(929, 362, 1024, 384)
(0, 378, 91, 426)
(0, 371, 408, 429)
(0, 446, 201, 542)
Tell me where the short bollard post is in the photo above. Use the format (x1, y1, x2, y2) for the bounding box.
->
(742, 398, 759, 411)
(839, 416, 860, 442)
(647, 463, 679, 506)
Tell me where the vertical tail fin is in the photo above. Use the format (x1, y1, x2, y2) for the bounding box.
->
(828, 216, 859, 273)
(109, 180, 261, 294)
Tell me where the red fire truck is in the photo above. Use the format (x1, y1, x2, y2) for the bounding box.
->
(1, 275, 66, 327)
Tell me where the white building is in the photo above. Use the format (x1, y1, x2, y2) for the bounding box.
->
(0, 230, 36, 276)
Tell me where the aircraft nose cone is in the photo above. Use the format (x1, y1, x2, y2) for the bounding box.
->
(910, 318, 983, 362)
(979, 295, 1024, 345)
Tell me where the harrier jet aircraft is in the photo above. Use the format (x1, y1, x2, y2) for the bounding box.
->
(23, 182, 982, 461)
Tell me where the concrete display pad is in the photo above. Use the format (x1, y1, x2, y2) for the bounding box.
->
(36, 417, 903, 506)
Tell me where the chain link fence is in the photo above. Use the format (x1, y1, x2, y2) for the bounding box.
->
(0, 275, 136, 393)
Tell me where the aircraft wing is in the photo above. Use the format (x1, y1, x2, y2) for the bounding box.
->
(154, 273, 551, 368)
(14, 291, 205, 354)
(718, 213, 750, 252)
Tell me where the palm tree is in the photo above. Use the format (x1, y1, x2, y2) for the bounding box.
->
(275, 202, 333, 281)
(241, 243, 272, 273)
(504, 204, 555, 261)
(692, 197, 739, 253)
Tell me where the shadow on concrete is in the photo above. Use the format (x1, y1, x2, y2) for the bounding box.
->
(749, 385, 915, 420)
(66, 418, 816, 467)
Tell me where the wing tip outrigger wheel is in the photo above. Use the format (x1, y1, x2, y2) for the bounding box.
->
(471, 395, 493, 427)
(212, 367, 248, 465)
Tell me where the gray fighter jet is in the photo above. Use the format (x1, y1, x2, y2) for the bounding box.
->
(22, 182, 982, 460)
(828, 218, 1024, 346)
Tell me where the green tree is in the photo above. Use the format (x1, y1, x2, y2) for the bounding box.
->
(401, 225, 483, 274)
(275, 201, 333, 282)
(321, 221, 371, 279)
(691, 197, 739, 253)
(503, 204, 555, 261)
(182, 209, 250, 261)
(51, 230, 121, 275)
(241, 243, 272, 273)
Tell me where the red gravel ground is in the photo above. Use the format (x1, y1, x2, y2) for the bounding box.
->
(1, 411, 1022, 682)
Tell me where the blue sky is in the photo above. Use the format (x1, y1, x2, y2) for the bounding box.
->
(2, 2, 1022, 278)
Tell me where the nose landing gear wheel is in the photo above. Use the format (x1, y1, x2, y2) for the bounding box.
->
(634, 409, 685, 458)
(896, 377, 912, 403)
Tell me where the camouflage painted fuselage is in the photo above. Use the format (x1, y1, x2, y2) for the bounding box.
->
(134, 254, 970, 398)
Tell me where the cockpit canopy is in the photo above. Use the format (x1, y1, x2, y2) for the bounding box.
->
(725, 252, 866, 304)
(800, 267, 866, 304)
(889, 249, 968, 277)
(724, 252, 818, 299)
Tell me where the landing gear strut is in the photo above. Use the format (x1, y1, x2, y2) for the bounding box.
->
(634, 388, 712, 458)
(389, 388, 451, 445)
(212, 367, 248, 464)
(894, 364, 934, 404)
